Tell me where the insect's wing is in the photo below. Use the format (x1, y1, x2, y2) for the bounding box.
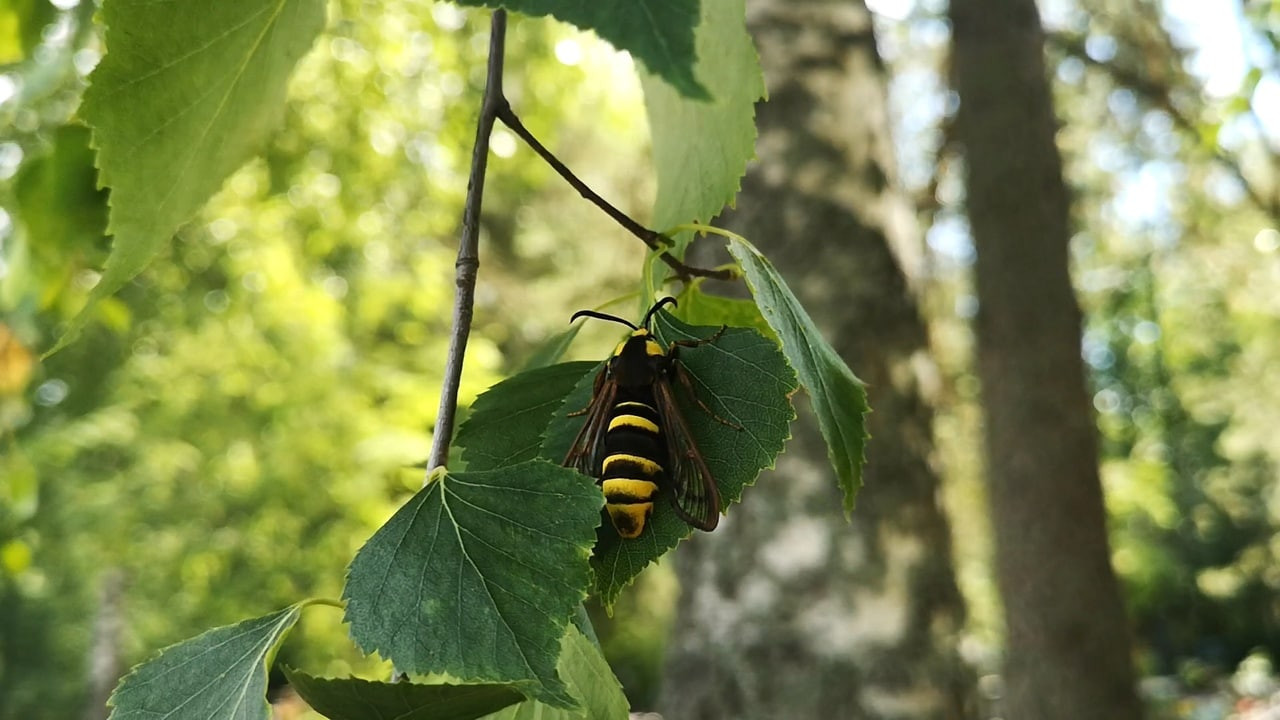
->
(654, 376, 721, 531)
(563, 367, 616, 477)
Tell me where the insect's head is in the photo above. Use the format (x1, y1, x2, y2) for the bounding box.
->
(571, 298, 677, 378)
(568, 297, 677, 337)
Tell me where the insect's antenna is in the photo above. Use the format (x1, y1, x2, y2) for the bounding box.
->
(641, 297, 678, 329)
(570, 309, 639, 330)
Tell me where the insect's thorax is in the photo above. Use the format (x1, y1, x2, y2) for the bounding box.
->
(609, 329, 670, 389)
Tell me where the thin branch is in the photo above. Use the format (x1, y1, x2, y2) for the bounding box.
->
(495, 101, 737, 282)
(1047, 31, 1280, 224)
(661, 251, 738, 282)
(495, 100, 669, 250)
(426, 9, 508, 476)
(661, 252, 738, 282)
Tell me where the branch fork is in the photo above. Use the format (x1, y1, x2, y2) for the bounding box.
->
(427, 9, 735, 478)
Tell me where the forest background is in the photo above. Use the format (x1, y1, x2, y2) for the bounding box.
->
(2, 0, 1280, 718)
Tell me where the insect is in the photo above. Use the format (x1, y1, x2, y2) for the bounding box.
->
(563, 297, 740, 538)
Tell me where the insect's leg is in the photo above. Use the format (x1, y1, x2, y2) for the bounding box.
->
(674, 362, 743, 431)
(671, 325, 728, 350)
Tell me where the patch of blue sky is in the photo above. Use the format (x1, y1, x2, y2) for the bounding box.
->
(870, 0, 1273, 255)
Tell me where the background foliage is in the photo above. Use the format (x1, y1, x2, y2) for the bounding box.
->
(885, 0, 1280, 713)
(1, 0, 656, 715)
(3, 0, 1280, 717)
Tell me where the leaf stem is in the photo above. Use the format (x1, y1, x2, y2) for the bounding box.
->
(670, 222, 750, 256)
(495, 102, 736, 282)
(426, 9, 508, 477)
(300, 597, 346, 611)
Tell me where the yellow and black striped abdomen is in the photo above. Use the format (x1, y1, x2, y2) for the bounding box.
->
(600, 399, 666, 538)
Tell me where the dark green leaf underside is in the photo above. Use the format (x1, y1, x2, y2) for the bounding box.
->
(342, 461, 603, 707)
(284, 670, 523, 720)
(456, 361, 597, 472)
(454, 0, 706, 99)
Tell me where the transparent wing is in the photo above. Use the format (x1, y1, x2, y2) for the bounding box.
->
(654, 377, 721, 531)
(562, 368, 616, 478)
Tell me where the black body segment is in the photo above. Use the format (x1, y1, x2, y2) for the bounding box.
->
(599, 395, 665, 538)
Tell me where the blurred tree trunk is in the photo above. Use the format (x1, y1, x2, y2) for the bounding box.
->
(82, 569, 123, 720)
(948, 1, 1142, 718)
(658, 1, 973, 718)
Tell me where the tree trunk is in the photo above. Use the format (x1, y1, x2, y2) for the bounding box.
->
(83, 569, 124, 720)
(658, 1, 972, 718)
(948, 1, 1143, 718)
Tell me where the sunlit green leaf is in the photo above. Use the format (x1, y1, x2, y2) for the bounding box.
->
(674, 282, 776, 342)
(454, 0, 706, 99)
(477, 625, 628, 720)
(107, 606, 301, 720)
(14, 124, 109, 262)
(643, 0, 763, 233)
(55, 0, 327, 354)
(343, 461, 603, 707)
(284, 670, 523, 720)
(456, 361, 596, 472)
(542, 312, 796, 607)
(727, 237, 869, 513)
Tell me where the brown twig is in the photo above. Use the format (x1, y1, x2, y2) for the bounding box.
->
(426, 9, 508, 476)
(495, 101, 736, 282)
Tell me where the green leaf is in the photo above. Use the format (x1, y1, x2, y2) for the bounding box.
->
(455, 0, 706, 99)
(643, 0, 763, 232)
(477, 625, 628, 720)
(53, 0, 327, 354)
(456, 361, 597, 472)
(284, 670, 523, 720)
(543, 312, 796, 607)
(343, 461, 604, 708)
(569, 604, 600, 649)
(727, 237, 869, 514)
(675, 281, 777, 343)
(14, 124, 109, 261)
(107, 605, 301, 720)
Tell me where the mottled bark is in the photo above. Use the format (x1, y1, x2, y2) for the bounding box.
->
(948, 0, 1143, 718)
(658, 1, 972, 718)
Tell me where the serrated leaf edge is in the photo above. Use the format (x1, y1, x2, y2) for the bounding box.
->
(106, 605, 302, 717)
